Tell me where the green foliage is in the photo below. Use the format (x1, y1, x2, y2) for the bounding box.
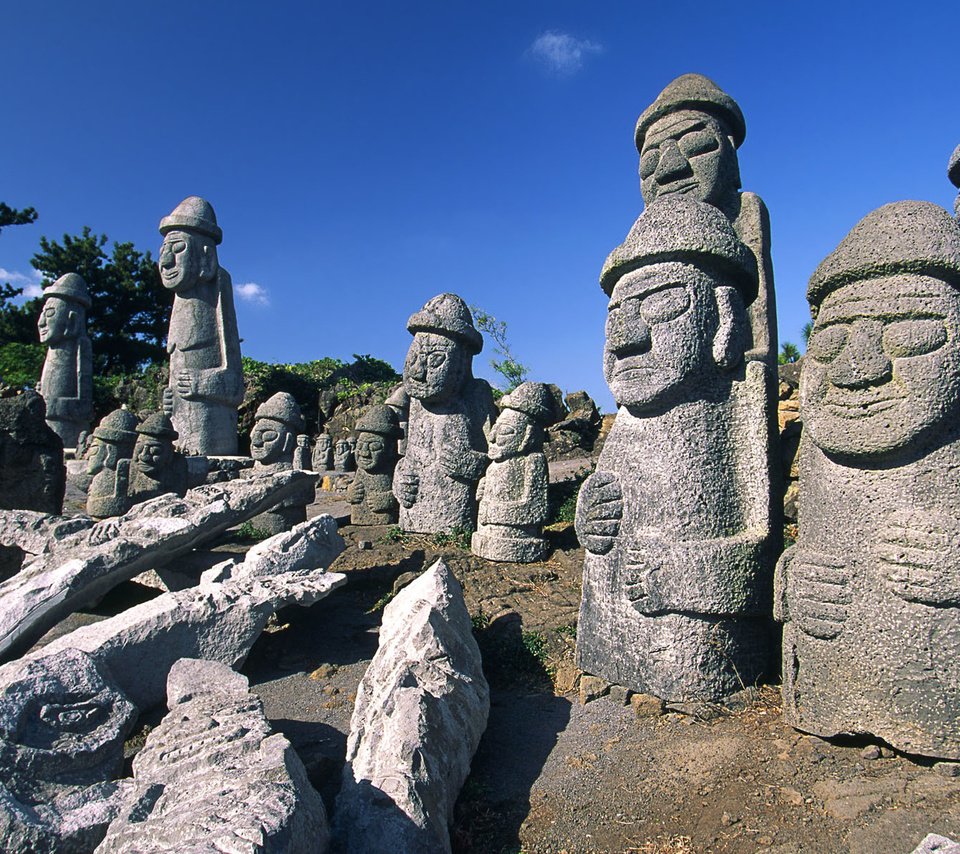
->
(547, 465, 593, 524)
(469, 305, 530, 392)
(521, 630, 548, 664)
(0, 202, 37, 234)
(91, 365, 167, 421)
(235, 522, 272, 542)
(430, 527, 472, 551)
(384, 526, 406, 544)
(471, 609, 491, 632)
(0, 342, 44, 388)
(801, 321, 813, 346)
(555, 623, 577, 640)
(778, 341, 801, 364)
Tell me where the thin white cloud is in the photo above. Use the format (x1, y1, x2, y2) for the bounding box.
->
(0, 268, 44, 298)
(527, 31, 602, 76)
(235, 281, 270, 306)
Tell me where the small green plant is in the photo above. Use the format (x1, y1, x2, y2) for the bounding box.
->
(469, 305, 530, 392)
(235, 521, 272, 542)
(471, 609, 490, 632)
(431, 527, 472, 551)
(367, 589, 397, 614)
(555, 623, 577, 640)
(521, 630, 548, 665)
(384, 526, 406, 544)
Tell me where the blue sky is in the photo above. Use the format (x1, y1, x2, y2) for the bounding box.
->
(2, 2, 957, 412)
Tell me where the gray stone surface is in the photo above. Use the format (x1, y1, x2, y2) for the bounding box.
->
(36, 273, 93, 448)
(472, 382, 551, 562)
(775, 200, 960, 759)
(312, 432, 334, 471)
(0, 468, 317, 662)
(293, 433, 311, 470)
(248, 392, 311, 534)
(393, 293, 497, 533)
(385, 383, 410, 457)
(333, 558, 489, 853)
(96, 659, 329, 853)
(127, 412, 188, 506)
(577, 195, 777, 702)
(348, 405, 401, 525)
(160, 196, 244, 456)
(950, 144, 960, 218)
(635, 73, 777, 367)
(333, 437, 355, 472)
(86, 408, 139, 519)
(0, 390, 65, 515)
(912, 834, 960, 854)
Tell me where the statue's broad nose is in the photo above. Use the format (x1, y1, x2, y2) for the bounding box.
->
(654, 140, 690, 183)
(828, 320, 891, 388)
(609, 311, 651, 356)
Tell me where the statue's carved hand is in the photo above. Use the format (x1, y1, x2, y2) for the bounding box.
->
(394, 469, 419, 509)
(877, 509, 960, 606)
(348, 478, 365, 505)
(176, 370, 197, 400)
(162, 386, 174, 415)
(87, 519, 121, 546)
(623, 540, 667, 614)
(575, 471, 623, 555)
(789, 550, 851, 639)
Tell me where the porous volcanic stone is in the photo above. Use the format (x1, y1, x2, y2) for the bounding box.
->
(0, 390, 65, 515)
(348, 405, 401, 525)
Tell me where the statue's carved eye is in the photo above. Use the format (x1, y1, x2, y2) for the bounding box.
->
(171, 241, 187, 253)
(639, 286, 690, 324)
(809, 325, 848, 362)
(39, 701, 105, 732)
(882, 319, 947, 358)
(259, 429, 279, 442)
(679, 129, 720, 158)
(427, 352, 447, 368)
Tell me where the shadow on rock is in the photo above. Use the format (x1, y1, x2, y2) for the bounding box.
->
(270, 717, 349, 809)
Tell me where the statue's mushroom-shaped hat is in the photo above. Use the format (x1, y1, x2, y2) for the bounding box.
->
(254, 392, 306, 434)
(356, 404, 401, 437)
(600, 195, 758, 304)
(92, 407, 139, 445)
(136, 412, 179, 441)
(385, 383, 409, 411)
(635, 73, 746, 153)
(43, 273, 92, 309)
(808, 200, 960, 309)
(407, 293, 483, 354)
(500, 382, 553, 425)
(159, 196, 223, 245)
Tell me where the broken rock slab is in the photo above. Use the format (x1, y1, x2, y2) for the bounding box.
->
(0, 468, 317, 663)
(333, 558, 489, 854)
(912, 835, 960, 854)
(96, 658, 329, 854)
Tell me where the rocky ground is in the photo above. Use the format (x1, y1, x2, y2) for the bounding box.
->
(40, 458, 960, 854)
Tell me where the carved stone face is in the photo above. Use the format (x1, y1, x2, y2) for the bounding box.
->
(37, 298, 74, 344)
(488, 408, 531, 461)
(315, 434, 332, 453)
(251, 418, 291, 465)
(159, 229, 215, 293)
(604, 261, 721, 411)
(802, 274, 960, 457)
(134, 436, 174, 476)
(403, 332, 469, 403)
(87, 437, 119, 476)
(639, 110, 739, 210)
(355, 431, 389, 471)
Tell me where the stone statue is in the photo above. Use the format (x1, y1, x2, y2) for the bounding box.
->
(36, 273, 93, 448)
(312, 433, 334, 471)
(576, 196, 777, 702)
(159, 196, 243, 456)
(393, 293, 497, 533)
(950, 144, 960, 218)
(334, 438, 355, 472)
(127, 412, 188, 505)
(348, 405, 401, 525)
(635, 73, 777, 366)
(293, 433, 311, 470)
(248, 392, 310, 534)
(775, 200, 960, 760)
(385, 383, 409, 457)
(472, 382, 551, 562)
(86, 408, 139, 519)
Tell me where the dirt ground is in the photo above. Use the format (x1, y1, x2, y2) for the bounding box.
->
(41, 463, 960, 854)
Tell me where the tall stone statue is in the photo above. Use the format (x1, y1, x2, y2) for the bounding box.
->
(248, 392, 310, 534)
(348, 405, 401, 525)
(635, 73, 776, 366)
(775, 201, 960, 759)
(393, 294, 497, 533)
(127, 413, 188, 505)
(576, 196, 777, 701)
(86, 408, 139, 519)
(36, 273, 93, 448)
(311, 433, 333, 472)
(159, 196, 243, 456)
(472, 382, 551, 563)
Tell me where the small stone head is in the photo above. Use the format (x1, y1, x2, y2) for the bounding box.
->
(87, 408, 139, 476)
(803, 200, 960, 458)
(158, 196, 222, 293)
(354, 405, 401, 472)
(490, 382, 552, 461)
(600, 196, 756, 413)
(251, 392, 305, 466)
(334, 438, 354, 470)
(134, 412, 178, 477)
(404, 294, 482, 403)
(634, 74, 744, 212)
(36, 273, 91, 345)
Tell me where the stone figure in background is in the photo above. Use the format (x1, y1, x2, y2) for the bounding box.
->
(86, 408, 139, 519)
(472, 382, 551, 562)
(950, 144, 960, 217)
(776, 201, 960, 759)
(635, 73, 776, 366)
(127, 412, 188, 505)
(312, 433, 334, 471)
(36, 272, 93, 448)
(75, 429, 92, 460)
(293, 433, 311, 470)
(385, 383, 409, 457)
(248, 392, 310, 534)
(159, 196, 243, 456)
(333, 437, 355, 472)
(576, 196, 777, 702)
(393, 293, 497, 533)
(348, 405, 401, 525)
